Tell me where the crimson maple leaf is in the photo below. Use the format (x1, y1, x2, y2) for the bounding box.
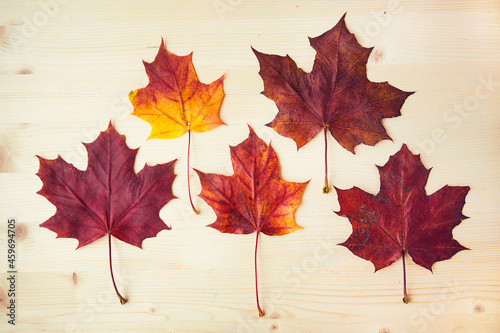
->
(195, 126, 308, 316)
(37, 123, 176, 304)
(253, 13, 413, 193)
(335, 144, 469, 303)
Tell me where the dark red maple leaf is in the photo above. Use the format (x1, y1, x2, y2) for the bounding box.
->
(253, 13, 414, 193)
(335, 144, 469, 303)
(195, 126, 308, 316)
(37, 123, 176, 304)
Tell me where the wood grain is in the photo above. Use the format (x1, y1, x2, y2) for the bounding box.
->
(1, 0, 499, 332)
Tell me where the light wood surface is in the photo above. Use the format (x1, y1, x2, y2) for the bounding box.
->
(1, 0, 499, 332)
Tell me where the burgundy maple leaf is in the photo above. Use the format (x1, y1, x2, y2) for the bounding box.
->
(335, 144, 470, 303)
(37, 123, 176, 304)
(253, 13, 413, 193)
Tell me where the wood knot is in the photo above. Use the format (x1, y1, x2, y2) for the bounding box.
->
(14, 223, 29, 241)
(17, 68, 33, 74)
(372, 48, 384, 63)
(269, 312, 280, 319)
(473, 301, 485, 313)
(0, 287, 8, 308)
(0, 142, 11, 173)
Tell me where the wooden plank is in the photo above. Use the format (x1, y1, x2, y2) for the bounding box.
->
(0, 0, 499, 332)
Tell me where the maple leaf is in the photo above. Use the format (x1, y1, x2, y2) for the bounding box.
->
(335, 144, 469, 303)
(252, 13, 414, 193)
(129, 39, 225, 214)
(37, 123, 176, 304)
(195, 126, 308, 316)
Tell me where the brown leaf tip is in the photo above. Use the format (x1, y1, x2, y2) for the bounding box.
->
(323, 184, 330, 194)
(119, 296, 128, 305)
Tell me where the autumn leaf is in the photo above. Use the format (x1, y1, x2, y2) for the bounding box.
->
(252, 13, 413, 193)
(129, 39, 225, 214)
(37, 123, 176, 304)
(335, 144, 469, 303)
(195, 126, 308, 316)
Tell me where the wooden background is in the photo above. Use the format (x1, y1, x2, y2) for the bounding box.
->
(1, 0, 499, 332)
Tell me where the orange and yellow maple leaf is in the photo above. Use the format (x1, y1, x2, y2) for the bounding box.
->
(129, 39, 225, 139)
(129, 39, 225, 213)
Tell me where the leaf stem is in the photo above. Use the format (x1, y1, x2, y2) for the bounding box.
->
(187, 129, 199, 215)
(402, 250, 409, 304)
(108, 233, 127, 305)
(322, 126, 329, 194)
(255, 231, 265, 317)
